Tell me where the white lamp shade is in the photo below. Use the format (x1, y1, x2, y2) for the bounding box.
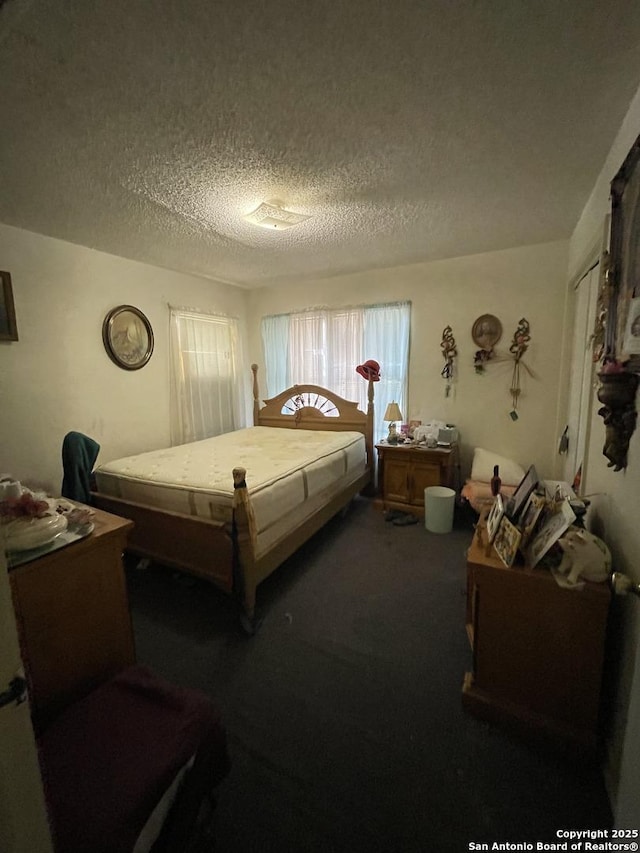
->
(384, 402, 403, 422)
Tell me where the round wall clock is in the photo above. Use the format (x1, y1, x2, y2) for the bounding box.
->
(472, 314, 503, 351)
(102, 305, 154, 370)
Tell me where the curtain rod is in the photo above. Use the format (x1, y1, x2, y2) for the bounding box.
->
(168, 303, 239, 321)
(263, 300, 411, 320)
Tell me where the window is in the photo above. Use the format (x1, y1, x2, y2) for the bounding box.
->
(169, 309, 241, 445)
(261, 302, 410, 442)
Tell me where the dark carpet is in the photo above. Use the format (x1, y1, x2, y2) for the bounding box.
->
(125, 497, 612, 853)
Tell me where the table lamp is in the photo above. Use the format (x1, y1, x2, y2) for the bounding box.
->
(384, 402, 403, 444)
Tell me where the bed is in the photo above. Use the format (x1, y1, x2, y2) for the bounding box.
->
(91, 365, 375, 630)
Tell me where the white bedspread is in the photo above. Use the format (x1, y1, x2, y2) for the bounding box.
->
(94, 427, 366, 556)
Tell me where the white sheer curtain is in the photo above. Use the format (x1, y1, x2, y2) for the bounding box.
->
(364, 303, 411, 441)
(262, 314, 291, 398)
(261, 302, 410, 442)
(169, 309, 241, 446)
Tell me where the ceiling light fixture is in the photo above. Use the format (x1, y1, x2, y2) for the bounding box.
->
(243, 202, 311, 230)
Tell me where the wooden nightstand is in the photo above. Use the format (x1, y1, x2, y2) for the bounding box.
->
(375, 442, 459, 516)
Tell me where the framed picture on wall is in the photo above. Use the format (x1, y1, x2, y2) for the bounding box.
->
(102, 305, 154, 370)
(0, 271, 18, 341)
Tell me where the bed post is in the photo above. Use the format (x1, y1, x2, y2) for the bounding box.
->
(362, 376, 376, 495)
(251, 364, 260, 426)
(366, 376, 375, 464)
(232, 466, 259, 632)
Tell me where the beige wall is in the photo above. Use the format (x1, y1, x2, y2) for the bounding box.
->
(568, 85, 640, 820)
(0, 223, 249, 494)
(247, 240, 569, 481)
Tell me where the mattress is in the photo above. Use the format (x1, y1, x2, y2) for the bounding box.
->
(94, 426, 367, 556)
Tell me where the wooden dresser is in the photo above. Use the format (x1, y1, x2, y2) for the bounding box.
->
(9, 507, 135, 731)
(463, 517, 611, 752)
(376, 442, 458, 516)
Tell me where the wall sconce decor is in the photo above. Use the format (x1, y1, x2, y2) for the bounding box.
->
(440, 325, 457, 397)
(508, 318, 532, 420)
(597, 365, 638, 471)
(593, 133, 640, 468)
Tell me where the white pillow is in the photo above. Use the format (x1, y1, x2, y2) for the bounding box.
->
(470, 447, 526, 486)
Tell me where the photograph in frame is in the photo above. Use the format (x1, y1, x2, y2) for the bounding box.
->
(493, 516, 522, 568)
(518, 492, 546, 548)
(486, 494, 505, 544)
(505, 464, 538, 523)
(526, 498, 576, 568)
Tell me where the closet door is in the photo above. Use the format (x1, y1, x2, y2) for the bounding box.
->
(564, 265, 600, 489)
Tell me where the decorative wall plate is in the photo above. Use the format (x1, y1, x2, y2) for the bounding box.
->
(103, 305, 154, 370)
(472, 314, 502, 351)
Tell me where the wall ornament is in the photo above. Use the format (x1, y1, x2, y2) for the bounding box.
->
(102, 305, 154, 370)
(507, 318, 532, 421)
(593, 133, 640, 469)
(440, 325, 457, 397)
(472, 314, 502, 373)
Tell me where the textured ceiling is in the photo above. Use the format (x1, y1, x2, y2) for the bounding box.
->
(1, 1, 640, 289)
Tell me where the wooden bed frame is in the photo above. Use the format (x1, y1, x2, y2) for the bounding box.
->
(91, 365, 375, 631)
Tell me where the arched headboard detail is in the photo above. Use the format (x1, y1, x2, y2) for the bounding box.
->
(251, 364, 375, 471)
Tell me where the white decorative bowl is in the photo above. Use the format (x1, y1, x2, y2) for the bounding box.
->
(4, 513, 68, 552)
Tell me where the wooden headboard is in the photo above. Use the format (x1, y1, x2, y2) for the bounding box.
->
(251, 364, 375, 470)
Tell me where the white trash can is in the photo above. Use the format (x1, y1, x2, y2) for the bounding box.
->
(424, 486, 455, 533)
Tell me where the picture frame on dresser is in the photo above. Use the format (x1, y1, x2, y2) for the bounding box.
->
(486, 494, 505, 543)
(526, 498, 576, 568)
(0, 270, 18, 341)
(518, 491, 546, 547)
(505, 464, 538, 522)
(493, 516, 522, 568)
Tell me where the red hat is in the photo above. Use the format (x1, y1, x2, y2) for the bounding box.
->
(356, 359, 381, 382)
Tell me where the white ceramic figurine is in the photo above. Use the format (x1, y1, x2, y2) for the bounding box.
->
(555, 528, 612, 588)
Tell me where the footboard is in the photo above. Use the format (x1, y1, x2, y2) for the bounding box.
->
(90, 493, 235, 593)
